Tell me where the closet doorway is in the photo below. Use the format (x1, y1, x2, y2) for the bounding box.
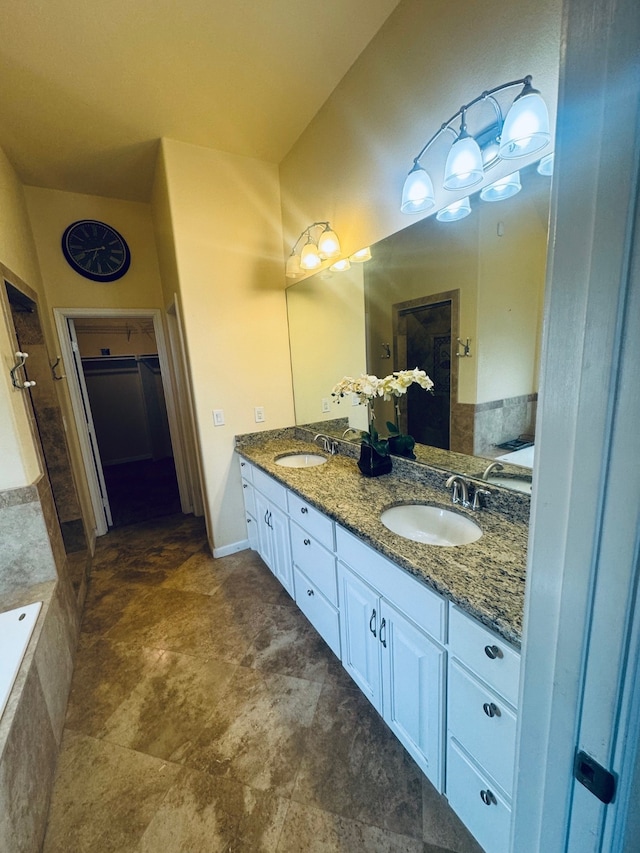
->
(55, 308, 197, 535)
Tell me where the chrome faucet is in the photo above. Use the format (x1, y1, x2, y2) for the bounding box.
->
(482, 461, 504, 480)
(446, 474, 470, 508)
(341, 426, 361, 439)
(314, 433, 338, 455)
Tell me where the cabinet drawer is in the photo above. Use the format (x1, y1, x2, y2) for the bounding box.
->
(290, 521, 337, 605)
(448, 659, 516, 797)
(252, 467, 288, 510)
(238, 457, 253, 482)
(242, 478, 256, 517)
(447, 738, 512, 853)
(449, 606, 520, 707)
(336, 525, 445, 643)
(294, 566, 341, 658)
(287, 492, 334, 550)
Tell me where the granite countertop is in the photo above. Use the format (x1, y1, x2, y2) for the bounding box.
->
(235, 434, 529, 647)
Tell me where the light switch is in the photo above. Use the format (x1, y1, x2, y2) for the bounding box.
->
(321, 397, 331, 413)
(254, 406, 265, 423)
(213, 409, 225, 426)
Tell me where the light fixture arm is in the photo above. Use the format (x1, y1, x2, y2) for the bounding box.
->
(410, 76, 532, 167)
(288, 221, 332, 257)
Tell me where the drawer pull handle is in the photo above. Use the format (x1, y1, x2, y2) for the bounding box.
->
(307, 589, 314, 596)
(484, 644, 502, 660)
(369, 608, 377, 638)
(480, 789, 497, 806)
(303, 538, 311, 546)
(483, 702, 500, 718)
(300, 507, 308, 514)
(379, 617, 387, 648)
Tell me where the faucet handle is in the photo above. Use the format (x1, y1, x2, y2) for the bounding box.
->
(472, 488, 491, 511)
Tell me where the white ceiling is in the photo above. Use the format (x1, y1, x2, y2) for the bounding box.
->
(1, 0, 401, 201)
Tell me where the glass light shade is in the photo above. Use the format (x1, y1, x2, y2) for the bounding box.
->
(330, 258, 351, 272)
(350, 247, 372, 263)
(436, 197, 472, 222)
(300, 241, 322, 270)
(317, 228, 341, 259)
(285, 253, 301, 278)
(537, 153, 554, 176)
(480, 171, 522, 202)
(443, 135, 484, 190)
(401, 165, 435, 213)
(499, 91, 551, 159)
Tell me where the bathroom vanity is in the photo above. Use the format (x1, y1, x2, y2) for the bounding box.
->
(236, 429, 528, 853)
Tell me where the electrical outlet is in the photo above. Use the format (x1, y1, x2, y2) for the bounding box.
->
(254, 406, 265, 423)
(321, 397, 331, 413)
(213, 409, 225, 426)
(351, 393, 360, 406)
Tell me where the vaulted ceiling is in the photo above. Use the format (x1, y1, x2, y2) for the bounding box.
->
(1, 0, 400, 201)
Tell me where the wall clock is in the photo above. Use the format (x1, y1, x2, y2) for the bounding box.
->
(61, 219, 131, 282)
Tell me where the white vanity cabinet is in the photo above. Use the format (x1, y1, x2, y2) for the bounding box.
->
(288, 492, 340, 658)
(238, 455, 523, 852)
(240, 463, 259, 552)
(252, 468, 294, 597)
(446, 606, 520, 853)
(336, 525, 446, 792)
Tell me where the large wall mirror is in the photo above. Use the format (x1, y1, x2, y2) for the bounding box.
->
(286, 159, 552, 491)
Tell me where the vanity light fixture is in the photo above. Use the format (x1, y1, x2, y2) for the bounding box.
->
(330, 258, 351, 272)
(286, 221, 341, 278)
(401, 75, 551, 219)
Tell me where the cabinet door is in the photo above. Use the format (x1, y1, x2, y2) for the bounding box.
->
(270, 503, 293, 597)
(380, 601, 445, 791)
(254, 491, 274, 571)
(338, 563, 382, 711)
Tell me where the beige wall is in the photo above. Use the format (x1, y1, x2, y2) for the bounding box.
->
(280, 0, 561, 268)
(23, 187, 167, 534)
(157, 138, 294, 552)
(24, 187, 165, 312)
(0, 146, 43, 489)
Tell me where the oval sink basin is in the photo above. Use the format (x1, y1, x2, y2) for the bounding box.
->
(275, 453, 328, 468)
(380, 504, 482, 547)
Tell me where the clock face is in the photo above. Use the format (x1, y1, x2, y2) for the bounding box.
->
(61, 220, 131, 282)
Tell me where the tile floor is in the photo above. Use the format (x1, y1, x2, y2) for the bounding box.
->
(41, 514, 484, 853)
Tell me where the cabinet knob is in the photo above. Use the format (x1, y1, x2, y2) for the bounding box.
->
(303, 538, 311, 546)
(307, 589, 314, 596)
(480, 789, 497, 806)
(247, 517, 251, 523)
(482, 702, 500, 718)
(243, 483, 247, 489)
(241, 462, 246, 467)
(300, 507, 308, 514)
(484, 644, 502, 660)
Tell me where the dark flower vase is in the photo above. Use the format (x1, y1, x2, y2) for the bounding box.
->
(387, 433, 417, 459)
(358, 444, 393, 477)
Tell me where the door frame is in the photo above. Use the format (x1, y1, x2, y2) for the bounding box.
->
(512, 0, 640, 848)
(54, 306, 192, 535)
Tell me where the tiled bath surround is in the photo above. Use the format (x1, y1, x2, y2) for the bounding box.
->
(0, 475, 82, 853)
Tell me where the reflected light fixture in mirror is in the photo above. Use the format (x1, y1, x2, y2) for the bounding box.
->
(436, 197, 472, 222)
(480, 171, 522, 202)
(350, 247, 372, 263)
(537, 153, 554, 176)
(401, 74, 551, 220)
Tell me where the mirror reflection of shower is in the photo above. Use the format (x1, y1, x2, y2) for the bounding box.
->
(395, 297, 452, 450)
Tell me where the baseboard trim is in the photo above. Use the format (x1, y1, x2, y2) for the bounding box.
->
(213, 539, 250, 559)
